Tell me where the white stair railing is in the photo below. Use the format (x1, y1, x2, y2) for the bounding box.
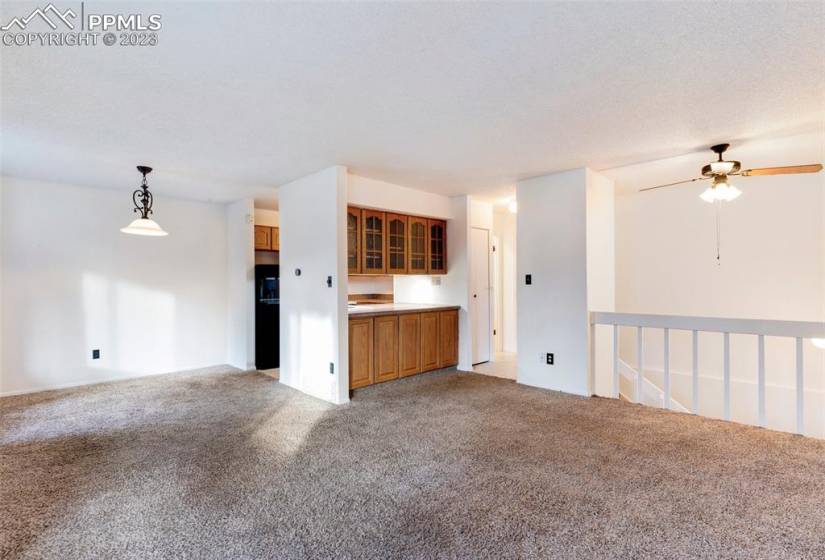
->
(617, 358, 689, 413)
(589, 312, 825, 435)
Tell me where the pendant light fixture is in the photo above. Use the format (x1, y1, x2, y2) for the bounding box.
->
(121, 165, 168, 237)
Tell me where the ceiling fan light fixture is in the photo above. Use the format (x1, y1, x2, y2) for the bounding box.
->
(723, 185, 742, 201)
(714, 176, 741, 201)
(699, 187, 716, 203)
(710, 160, 736, 175)
(699, 177, 742, 203)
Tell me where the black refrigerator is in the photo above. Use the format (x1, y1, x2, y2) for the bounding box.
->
(255, 265, 280, 370)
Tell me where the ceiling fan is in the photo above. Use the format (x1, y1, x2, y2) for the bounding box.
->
(640, 143, 823, 203)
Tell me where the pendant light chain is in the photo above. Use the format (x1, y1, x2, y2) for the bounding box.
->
(133, 167, 154, 219)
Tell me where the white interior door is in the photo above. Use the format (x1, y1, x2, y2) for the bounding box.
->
(471, 227, 491, 365)
(492, 234, 503, 353)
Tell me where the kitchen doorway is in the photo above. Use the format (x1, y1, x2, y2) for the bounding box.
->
(471, 227, 491, 365)
(474, 205, 517, 379)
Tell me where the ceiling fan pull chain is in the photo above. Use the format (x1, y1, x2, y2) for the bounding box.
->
(715, 202, 722, 265)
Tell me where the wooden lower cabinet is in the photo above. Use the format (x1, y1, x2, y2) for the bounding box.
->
(348, 318, 374, 389)
(398, 313, 421, 377)
(348, 308, 458, 390)
(438, 309, 459, 367)
(374, 315, 399, 383)
(420, 312, 440, 372)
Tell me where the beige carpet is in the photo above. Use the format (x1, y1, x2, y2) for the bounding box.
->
(2, 367, 825, 559)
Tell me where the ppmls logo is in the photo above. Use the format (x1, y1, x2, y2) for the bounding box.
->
(1, 3, 76, 31)
(1, 2, 161, 47)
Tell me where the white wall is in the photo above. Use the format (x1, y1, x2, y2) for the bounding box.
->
(517, 168, 615, 396)
(470, 199, 493, 231)
(0, 177, 229, 396)
(348, 276, 393, 295)
(226, 198, 255, 370)
(586, 169, 617, 395)
(606, 130, 825, 435)
(279, 166, 348, 404)
(254, 208, 279, 227)
(348, 174, 453, 218)
(517, 169, 588, 394)
(492, 208, 517, 353)
(0, 178, 4, 386)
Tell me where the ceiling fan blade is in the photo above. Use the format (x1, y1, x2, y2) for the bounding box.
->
(639, 176, 709, 192)
(741, 164, 823, 177)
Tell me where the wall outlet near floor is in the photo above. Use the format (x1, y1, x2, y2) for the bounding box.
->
(92, 349, 100, 360)
(546, 353, 554, 365)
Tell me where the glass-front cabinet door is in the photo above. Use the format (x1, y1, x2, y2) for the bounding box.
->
(386, 213, 407, 274)
(361, 209, 386, 274)
(407, 216, 428, 274)
(347, 206, 361, 274)
(428, 219, 446, 274)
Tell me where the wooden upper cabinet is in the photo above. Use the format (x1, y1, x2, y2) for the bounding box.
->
(361, 209, 386, 274)
(349, 318, 374, 389)
(346, 206, 446, 275)
(374, 314, 399, 383)
(438, 309, 459, 367)
(347, 207, 361, 274)
(407, 216, 428, 274)
(254, 226, 271, 250)
(271, 227, 280, 251)
(386, 213, 407, 274)
(398, 313, 421, 377)
(428, 219, 447, 274)
(419, 311, 440, 372)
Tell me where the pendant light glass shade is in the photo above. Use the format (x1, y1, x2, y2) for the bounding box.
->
(121, 218, 168, 236)
(700, 176, 742, 203)
(699, 187, 717, 203)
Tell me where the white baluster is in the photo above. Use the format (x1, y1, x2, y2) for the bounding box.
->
(796, 337, 804, 435)
(723, 332, 731, 421)
(757, 335, 766, 428)
(663, 328, 670, 410)
(613, 325, 619, 399)
(588, 320, 596, 396)
(692, 330, 699, 414)
(636, 326, 643, 404)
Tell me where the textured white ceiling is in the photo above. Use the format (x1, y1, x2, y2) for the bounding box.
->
(1, 1, 823, 202)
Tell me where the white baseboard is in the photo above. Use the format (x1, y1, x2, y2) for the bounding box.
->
(0, 364, 238, 398)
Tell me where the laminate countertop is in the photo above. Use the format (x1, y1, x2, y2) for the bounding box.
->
(347, 303, 459, 318)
